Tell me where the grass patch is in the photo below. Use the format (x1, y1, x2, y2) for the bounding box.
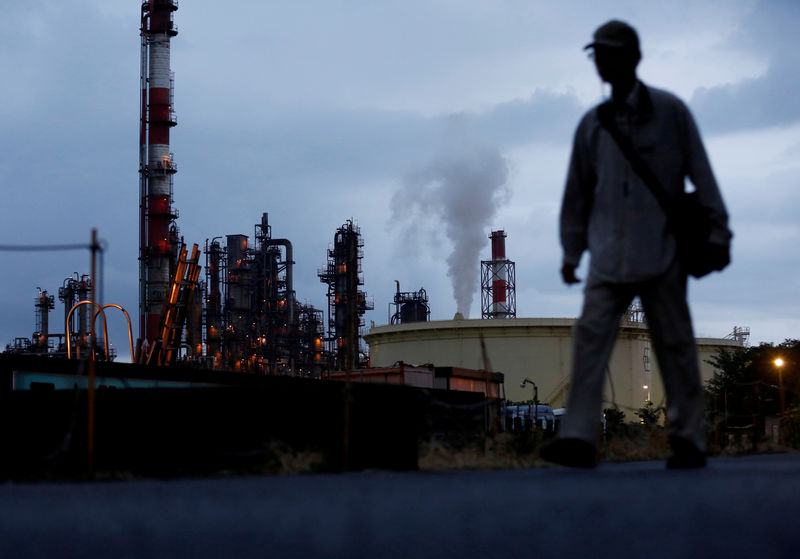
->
(418, 422, 800, 471)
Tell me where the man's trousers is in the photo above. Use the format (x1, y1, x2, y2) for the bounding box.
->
(559, 260, 707, 451)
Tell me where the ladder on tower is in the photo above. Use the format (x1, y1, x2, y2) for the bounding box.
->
(148, 243, 202, 366)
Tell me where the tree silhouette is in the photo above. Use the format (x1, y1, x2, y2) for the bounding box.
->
(705, 339, 800, 427)
(634, 400, 661, 426)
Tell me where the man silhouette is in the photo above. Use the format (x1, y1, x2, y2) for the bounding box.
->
(541, 20, 731, 468)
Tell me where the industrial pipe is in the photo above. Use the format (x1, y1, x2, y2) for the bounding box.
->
(265, 238, 294, 325)
(93, 304, 135, 362)
(66, 301, 110, 360)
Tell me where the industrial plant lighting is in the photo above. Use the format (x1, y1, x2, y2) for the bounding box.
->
(643, 384, 648, 389)
(775, 358, 784, 368)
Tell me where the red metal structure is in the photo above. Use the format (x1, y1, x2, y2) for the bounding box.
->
(481, 230, 516, 319)
(139, 0, 179, 344)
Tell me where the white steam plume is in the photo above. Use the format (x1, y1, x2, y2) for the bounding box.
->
(392, 117, 510, 317)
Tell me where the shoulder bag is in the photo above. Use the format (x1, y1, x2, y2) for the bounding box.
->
(597, 102, 718, 279)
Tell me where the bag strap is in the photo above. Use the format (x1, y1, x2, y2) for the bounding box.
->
(596, 102, 677, 219)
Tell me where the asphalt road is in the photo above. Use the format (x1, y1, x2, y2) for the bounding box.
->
(2, 453, 798, 559)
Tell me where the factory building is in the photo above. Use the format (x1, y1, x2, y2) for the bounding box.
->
(327, 364, 504, 398)
(201, 213, 326, 375)
(134, 5, 330, 374)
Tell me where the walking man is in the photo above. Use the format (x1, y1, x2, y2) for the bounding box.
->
(541, 20, 732, 468)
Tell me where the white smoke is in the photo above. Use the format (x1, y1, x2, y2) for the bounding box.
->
(392, 117, 510, 317)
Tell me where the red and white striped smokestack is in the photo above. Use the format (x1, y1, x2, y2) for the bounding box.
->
(480, 231, 516, 319)
(489, 230, 508, 316)
(139, 0, 179, 343)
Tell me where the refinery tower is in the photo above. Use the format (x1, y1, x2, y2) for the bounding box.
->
(139, 0, 179, 343)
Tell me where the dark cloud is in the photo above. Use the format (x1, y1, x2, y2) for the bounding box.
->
(1, 0, 798, 352)
(474, 89, 584, 147)
(176, 86, 583, 196)
(692, 56, 800, 133)
(691, 0, 800, 133)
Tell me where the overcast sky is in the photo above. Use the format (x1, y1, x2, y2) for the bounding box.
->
(1, 0, 798, 360)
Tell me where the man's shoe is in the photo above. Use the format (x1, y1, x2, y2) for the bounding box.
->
(666, 436, 707, 469)
(540, 438, 597, 468)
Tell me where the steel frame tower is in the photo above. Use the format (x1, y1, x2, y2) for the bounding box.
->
(34, 289, 55, 350)
(139, 0, 179, 343)
(318, 220, 373, 371)
(203, 237, 224, 365)
(480, 230, 516, 319)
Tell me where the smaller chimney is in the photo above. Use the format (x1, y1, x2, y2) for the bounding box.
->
(480, 230, 516, 319)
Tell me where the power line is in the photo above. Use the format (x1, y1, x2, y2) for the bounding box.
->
(0, 244, 93, 252)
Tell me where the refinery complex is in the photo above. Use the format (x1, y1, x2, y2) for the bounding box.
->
(2, 1, 746, 417)
(6, 2, 378, 378)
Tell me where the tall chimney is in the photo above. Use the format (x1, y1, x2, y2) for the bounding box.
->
(480, 230, 516, 319)
(139, 0, 179, 343)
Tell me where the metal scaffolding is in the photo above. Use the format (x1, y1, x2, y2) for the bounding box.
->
(318, 220, 373, 372)
(480, 230, 516, 319)
(200, 213, 325, 375)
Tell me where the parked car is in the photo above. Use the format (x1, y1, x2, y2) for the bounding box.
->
(502, 403, 556, 433)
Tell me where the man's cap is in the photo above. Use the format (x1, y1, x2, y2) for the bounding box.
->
(584, 20, 640, 51)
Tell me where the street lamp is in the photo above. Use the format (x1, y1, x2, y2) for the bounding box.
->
(774, 357, 785, 414)
(521, 377, 538, 431)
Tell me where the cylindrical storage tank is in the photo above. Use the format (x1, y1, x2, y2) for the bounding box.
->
(226, 234, 248, 267)
(364, 318, 739, 421)
(226, 234, 250, 313)
(76, 279, 91, 338)
(400, 301, 428, 323)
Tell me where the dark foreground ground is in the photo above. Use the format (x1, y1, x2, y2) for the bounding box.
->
(1, 453, 798, 559)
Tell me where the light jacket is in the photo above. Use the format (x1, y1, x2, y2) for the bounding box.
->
(560, 81, 732, 283)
